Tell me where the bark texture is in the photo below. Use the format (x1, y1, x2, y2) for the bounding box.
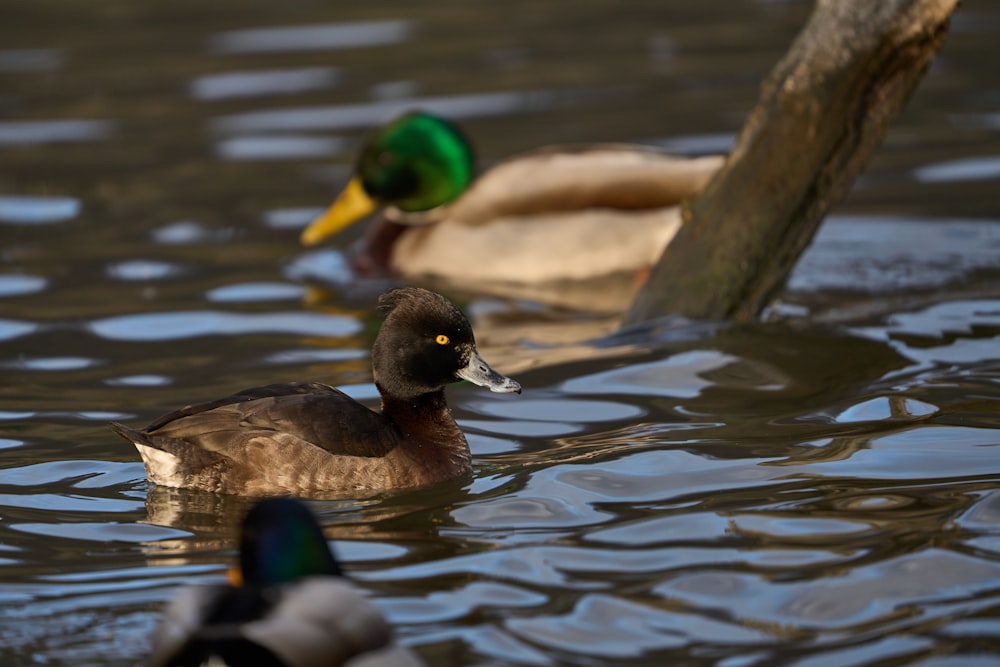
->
(624, 0, 959, 325)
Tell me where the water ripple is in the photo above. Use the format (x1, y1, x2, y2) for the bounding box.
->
(210, 91, 553, 134)
(791, 218, 1000, 293)
(261, 207, 323, 230)
(0, 274, 47, 297)
(385, 581, 547, 625)
(832, 396, 938, 423)
(0, 121, 113, 145)
(213, 135, 346, 161)
(0, 318, 37, 340)
(507, 593, 768, 657)
(655, 548, 1000, 629)
(561, 350, 742, 398)
(106, 260, 184, 281)
(151, 220, 233, 245)
(89, 310, 360, 341)
(9, 522, 189, 543)
(469, 397, 645, 423)
(0, 460, 142, 491)
(190, 66, 339, 100)
(0, 195, 80, 224)
(208, 20, 413, 54)
(0, 48, 63, 73)
(0, 494, 140, 513)
(915, 155, 1000, 183)
(205, 282, 307, 303)
(2, 356, 100, 371)
(104, 375, 172, 387)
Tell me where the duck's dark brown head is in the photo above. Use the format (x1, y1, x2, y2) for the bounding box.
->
(372, 287, 520, 401)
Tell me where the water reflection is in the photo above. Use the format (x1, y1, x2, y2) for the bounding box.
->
(0, 319, 37, 341)
(205, 281, 306, 302)
(213, 134, 345, 161)
(150, 220, 230, 245)
(105, 260, 183, 282)
(210, 91, 554, 134)
(0, 121, 113, 145)
(208, 21, 413, 54)
(190, 66, 339, 101)
(915, 155, 1000, 182)
(89, 310, 360, 341)
(788, 216, 1000, 293)
(0, 275, 47, 297)
(0, 48, 63, 73)
(0, 196, 81, 224)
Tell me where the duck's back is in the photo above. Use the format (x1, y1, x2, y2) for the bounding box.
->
(112, 382, 407, 496)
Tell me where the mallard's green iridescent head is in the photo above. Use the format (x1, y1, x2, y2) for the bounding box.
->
(238, 497, 342, 586)
(300, 111, 475, 247)
(360, 112, 475, 212)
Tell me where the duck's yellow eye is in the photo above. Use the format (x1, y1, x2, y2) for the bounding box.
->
(435, 334, 449, 345)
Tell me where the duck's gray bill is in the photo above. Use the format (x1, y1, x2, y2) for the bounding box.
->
(457, 350, 521, 394)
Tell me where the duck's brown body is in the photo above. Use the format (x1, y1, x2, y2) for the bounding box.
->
(112, 383, 470, 496)
(112, 288, 520, 497)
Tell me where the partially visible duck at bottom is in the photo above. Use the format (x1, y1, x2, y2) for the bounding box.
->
(148, 497, 423, 667)
(111, 287, 520, 497)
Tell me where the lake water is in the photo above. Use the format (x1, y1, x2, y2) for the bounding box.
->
(2, 1, 1000, 665)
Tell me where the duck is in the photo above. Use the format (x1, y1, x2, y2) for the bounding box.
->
(111, 287, 520, 497)
(147, 497, 424, 667)
(299, 111, 725, 289)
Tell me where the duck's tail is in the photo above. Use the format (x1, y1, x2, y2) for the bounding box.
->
(110, 421, 145, 446)
(110, 421, 183, 485)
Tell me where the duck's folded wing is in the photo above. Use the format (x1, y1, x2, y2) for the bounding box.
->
(144, 382, 400, 459)
(143, 382, 335, 431)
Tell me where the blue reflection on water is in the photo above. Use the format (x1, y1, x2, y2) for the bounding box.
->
(213, 134, 346, 161)
(0, 195, 81, 224)
(0, 318, 38, 340)
(915, 155, 1000, 182)
(211, 91, 553, 134)
(206, 281, 307, 302)
(0, 121, 113, 145)
(190, 66, 339, 100)
(89, 310, 360, 341)
(208, 21, 413, 54)
(0, 274, 47, 297)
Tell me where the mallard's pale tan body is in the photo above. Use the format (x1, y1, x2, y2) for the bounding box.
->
(384, 148, 725, 283)
(152, 578, 423, 667)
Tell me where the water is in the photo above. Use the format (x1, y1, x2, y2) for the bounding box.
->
(2, 1, 1000, 665)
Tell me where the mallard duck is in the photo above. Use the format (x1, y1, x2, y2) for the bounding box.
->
(148, 497, 423, 667)
(299, 111, 724, 287)
(111, 287, 520, 496)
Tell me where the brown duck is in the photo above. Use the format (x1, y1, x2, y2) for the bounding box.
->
(111, 287, 520, 496)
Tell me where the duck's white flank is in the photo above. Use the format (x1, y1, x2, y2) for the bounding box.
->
(135, 444, 181, 486)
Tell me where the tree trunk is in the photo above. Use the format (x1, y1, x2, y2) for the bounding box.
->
(623, 0, 959, 325)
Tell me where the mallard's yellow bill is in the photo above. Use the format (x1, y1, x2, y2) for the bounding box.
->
(300, 177, 377, 247)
